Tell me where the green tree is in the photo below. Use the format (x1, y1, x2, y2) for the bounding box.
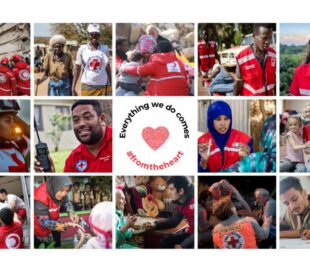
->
(46, 112, 71, 152)
(50, 23, 112, 48)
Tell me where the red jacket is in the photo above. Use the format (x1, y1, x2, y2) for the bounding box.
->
(198, 40, 217, 73)
(289, 64, 310, 96)
(34, 182, 60, 237)
(0, 221, 24, 249)
(176, 197, 195, 234)
(12, 61, 30, 96)
(213, 221, 257, 249)
(0, 66, 17, 96)
(198, 129, 251, 172)
(125, 52, 189, 96)
(237, 46, 276, 96)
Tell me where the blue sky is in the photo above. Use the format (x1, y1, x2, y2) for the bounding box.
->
(34, 23, 51, 37)
(280, 23, 310, 45)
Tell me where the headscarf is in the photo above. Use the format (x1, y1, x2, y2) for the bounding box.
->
(138, 35, 156, 54)
(49, 35, 66, 47)
(207, 101, 232, 151)
(87, 201, 112, 249)
(46, 176, 72, 205)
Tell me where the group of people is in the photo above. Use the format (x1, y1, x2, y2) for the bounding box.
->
(116, 24, 193, 96)
(198, 23, 276, 96)
(0, 54, 30, 96)
(198, 100, 276, 172)
(36, 23, 111, 96)
(34, 176, 112, 249)
(116, 176, 194, 249)
(280, 103, 310, 172)
(198, 179, 276, 249)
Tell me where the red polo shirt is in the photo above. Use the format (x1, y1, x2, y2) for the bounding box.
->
(289, 64, 310, 96)
(64, 125, 112, 172)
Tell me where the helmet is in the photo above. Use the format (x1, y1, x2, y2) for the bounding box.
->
(0, 58, 9, 65)
(11, 54, 22, 62)
(0, 100, 20, 114)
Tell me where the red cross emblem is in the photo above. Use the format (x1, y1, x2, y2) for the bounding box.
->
(76, 160, 87, 172)
(88, 58, 101, 71)
(224, 232, 244, 249)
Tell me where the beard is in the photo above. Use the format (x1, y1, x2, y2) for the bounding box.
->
(74, 124, 104, 145)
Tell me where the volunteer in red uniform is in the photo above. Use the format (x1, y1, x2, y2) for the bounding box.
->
(11, 54, 30, 96)
(289, 41, 310, 96)
(0, 99, 29, 172)
(121, 40, 189, 96)
(0, 58, 17, 96)
(34, 176, 78, 248)
(146, 176, 194, 248)
(198, 27, 220, 77)
(0, 207, 23, 249)
(234, 23, 276, 96)
(198, 100, 253, 172)
(212, 197, 271, 249)
(34, 100, 112, 173)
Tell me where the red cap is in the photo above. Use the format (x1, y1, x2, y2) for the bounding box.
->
(11, 54, 22, 61)
(0, 57, 9, 65)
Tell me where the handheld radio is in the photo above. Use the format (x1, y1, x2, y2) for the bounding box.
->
(34, 118, 51, 172)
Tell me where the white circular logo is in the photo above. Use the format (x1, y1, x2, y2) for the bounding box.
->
(87, 56, 102, 72)
(19, 69, 30, 81)
(223, 232, 244, 249)
(76, 160, 88, 172)
(0, 73, 7, 83)
(5, 233, 21, 249)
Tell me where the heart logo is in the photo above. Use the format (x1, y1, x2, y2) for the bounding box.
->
(142, 127, 169, 150)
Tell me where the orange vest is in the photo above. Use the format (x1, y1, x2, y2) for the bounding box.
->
(213, 221, 257, 249)
(198, 40, 216, 73)
(237, 46, 276, 96)
(198, 129, 251, 172)
(34, 182, 61, 237)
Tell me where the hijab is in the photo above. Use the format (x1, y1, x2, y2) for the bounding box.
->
(46, 176, 72, 205)
(207, 101, 232, 151)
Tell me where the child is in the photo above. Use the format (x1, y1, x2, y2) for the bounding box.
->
(280, 115, 309, 172)
(75, 202, 112, 249)
(0, 207, 24, 249)
(302, 103, 310, 126)
(116, 50, 144, 96)
(0, 99, 29, 172)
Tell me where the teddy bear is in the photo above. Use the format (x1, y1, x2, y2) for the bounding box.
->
(149, 176, 168, 211)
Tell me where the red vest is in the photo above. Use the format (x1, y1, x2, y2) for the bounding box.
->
(34, 182, 60, 237)
(198, 129, 251, 172)
(237, 46, 276, 96)
(0, 221, 24, 249)
(12, 62, 30, 96)
(289, 64, 310, 96)
(176, 197, 194, 233)
(0, 66, 17, 96)
(213, 221, 257, 249)
(198, 40, 216, 73)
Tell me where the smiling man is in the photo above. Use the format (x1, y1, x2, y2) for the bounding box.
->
(35, 100, 112, 173)
(280, 176, 310, 238)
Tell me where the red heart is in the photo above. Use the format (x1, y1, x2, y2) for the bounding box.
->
(142, 127, 169, 150)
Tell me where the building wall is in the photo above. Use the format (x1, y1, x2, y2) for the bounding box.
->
(0, 23, 30, 59)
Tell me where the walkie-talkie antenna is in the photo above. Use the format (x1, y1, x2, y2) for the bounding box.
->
(34, 118, 41, 143)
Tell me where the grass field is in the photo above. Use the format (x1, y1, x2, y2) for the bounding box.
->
(50, 149, 71, 172)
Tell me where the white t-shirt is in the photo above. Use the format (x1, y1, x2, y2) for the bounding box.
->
(76, 44, 109, 86)
(7, 194, 25, 210)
